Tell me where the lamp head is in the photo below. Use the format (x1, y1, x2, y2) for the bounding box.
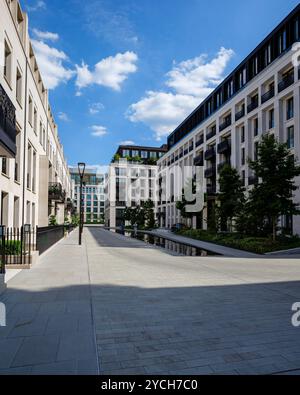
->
(78, 162, 86, 178)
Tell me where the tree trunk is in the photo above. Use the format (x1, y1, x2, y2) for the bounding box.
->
(272, 216, 277, 242)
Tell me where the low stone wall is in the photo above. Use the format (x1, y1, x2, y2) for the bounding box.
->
(5, 251, 39, 270)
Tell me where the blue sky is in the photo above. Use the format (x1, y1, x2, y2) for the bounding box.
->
(24, 0, 300, 166)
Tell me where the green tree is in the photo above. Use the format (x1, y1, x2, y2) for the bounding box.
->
(217, 164, 245, 231)
(49, 215, 57, 226)
(239, 134, 300, 240)
(122, 206, 145, 227)
(143, 199, 156, 229)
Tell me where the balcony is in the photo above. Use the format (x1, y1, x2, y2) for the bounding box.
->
(219, 116, 231, 132)
(0, 84, 16, 158)
(196, 136, 204, 147)
(247, 96, 259, 113)
(194, 154, 204, 166)
(235, 107, 245, 122)
(261, 87, 275, 104)
(184, 149, 189, 156)
(189, 143, 194, 152)
(206, 129, 216, 141)
(278, 71, 294, 93)
(205, 147, 216, 161)
(217, 140, 231, 154)
(49, 183, 66, 203)
(204, 166, 216, 179)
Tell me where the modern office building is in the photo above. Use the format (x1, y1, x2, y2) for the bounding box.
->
(157, 4, 300, 235)
(70, 167, 106, 224)
(105, 144, 168, 228)
(0, 0, 72, 228)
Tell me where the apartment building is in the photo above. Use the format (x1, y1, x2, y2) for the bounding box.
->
(105, 144, 167, 228)
(157, 4, 300, 235)
(0, 0, 71, 229)
(70, 167, 106, 223)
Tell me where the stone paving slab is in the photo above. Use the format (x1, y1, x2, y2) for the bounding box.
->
(1, 227, 300, 375)
(86, 228, 300, 376)
(0, 230, 99, 375)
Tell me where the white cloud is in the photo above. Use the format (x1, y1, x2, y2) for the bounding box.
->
(75, 51, 138, 92)
(58, 112, 70, 122)
(127, 47, 234, 140)
(26, 1, 46, 12)
(119, 140, 135, 146)
(31, 39, 74, 90)
(89, 102, 105, 115)
(32, 29, 59, 42)
(82, 0, 138, 47)
(91, 125, 108, 137)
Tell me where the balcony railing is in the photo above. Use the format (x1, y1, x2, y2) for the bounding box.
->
(189, 143, 194, 152)
(196, 136, 204, 147)
(49, 183, 66, 203)
(235, 107, 245, 122)
(278, 71, 294, 93)
(217, 140, 231, 154)
(205, 147, 216, 161)
(219, 116, 231, 132)
(204, 166, 216, 179)
(247, 97, 259, 113)
(0, 84, 16, 158)
(184, 149, 189, 156)
(194, 154, 204, 166)
(261, 87, 275, 104)
(206, 129, 216, 141)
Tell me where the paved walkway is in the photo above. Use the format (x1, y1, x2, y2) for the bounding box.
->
(0, 230, 98, 375)
(1, 227, 300, 375)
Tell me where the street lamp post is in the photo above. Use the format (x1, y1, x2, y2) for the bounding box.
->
(78, 162, 86, 245)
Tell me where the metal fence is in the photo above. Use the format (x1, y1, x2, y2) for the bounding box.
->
(0, 224, 77, 269)
(36, 225, 76, 255)
(0, 226, 35, 268)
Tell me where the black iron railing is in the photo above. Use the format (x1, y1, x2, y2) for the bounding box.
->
(261, 87, 275, 104)
(194, 154, 204, 166)
(217, 140, 231, 154)
(219, 116, 232, 132)
(235, 107, 245, 122)
(278, 71, 294, 93)
(206, 129, 216, 141)
(247, 97, 259, 113)
(205, 147, 216, 161)
(196, 136, 204, 147)
(205, 166, 216, 178)
(0, 226, 36, 266)
(49, 183, 66, 203)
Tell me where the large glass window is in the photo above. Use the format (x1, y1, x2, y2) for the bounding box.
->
(269, 109, 275, 129)
(287, 126, 294, 148)
(287, 97, 294, 120)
